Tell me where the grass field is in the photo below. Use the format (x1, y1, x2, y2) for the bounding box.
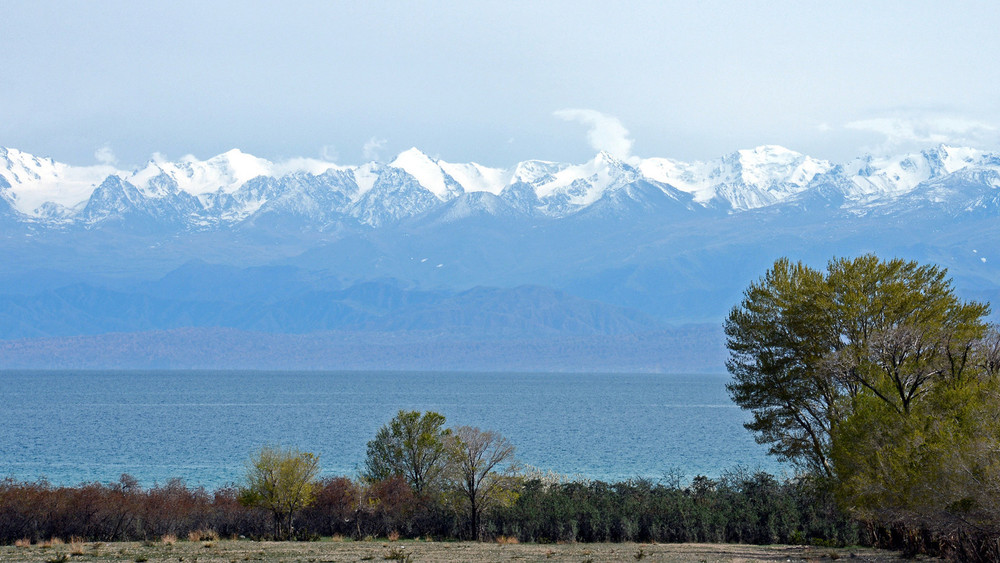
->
(0, 538, 937, 562)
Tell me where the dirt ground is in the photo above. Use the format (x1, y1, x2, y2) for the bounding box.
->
(0, 538, 940, 562)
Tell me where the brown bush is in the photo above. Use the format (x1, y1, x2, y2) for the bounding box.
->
(297, 477, 361, 537)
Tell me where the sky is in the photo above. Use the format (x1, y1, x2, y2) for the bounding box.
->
(2, 1, 1000, 168)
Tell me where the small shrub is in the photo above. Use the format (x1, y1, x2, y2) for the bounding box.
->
(14, 538, 31, 547)
(331, 534, 345, 542)
(188, 529, 219, 542)
(161, 534, 177, 545)
(388, 530, 400, 541)
(383, 545, 412, 562)
(69, 537, 84, 555)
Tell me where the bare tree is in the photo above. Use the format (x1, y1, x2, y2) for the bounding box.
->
(446, 426, 517, 540)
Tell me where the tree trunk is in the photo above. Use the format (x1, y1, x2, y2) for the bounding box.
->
(470, 495, 478, 541)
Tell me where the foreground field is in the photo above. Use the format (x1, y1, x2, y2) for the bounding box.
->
(0, 539, 936, 562)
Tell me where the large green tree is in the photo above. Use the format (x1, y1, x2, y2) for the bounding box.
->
(726, 255, 991, 477)
(363, 410, 451, 496)
(727, 254, 1000, 546)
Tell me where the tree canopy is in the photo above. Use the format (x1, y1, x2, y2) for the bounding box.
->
(726, 254, 1000, 530)
(363, 410, 451, 496)
(238, 445, 320, 540)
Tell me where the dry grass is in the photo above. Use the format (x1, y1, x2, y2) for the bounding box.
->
(13, 539, 30, 548)
(187, 528, 219, 542)
(387, 529, 401, 541)
(68, 537, 84, 556)
(160, 533, 177, 545)
(496, 535, 519, 544)
(38, 537, 63, 549)
(0, 539, 931, 562)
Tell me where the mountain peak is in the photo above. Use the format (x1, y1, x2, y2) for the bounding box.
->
(389, 147, 455, 199)
(392, 147, 431, 160)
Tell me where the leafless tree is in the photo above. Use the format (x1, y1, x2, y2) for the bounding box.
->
(446, 426, 516, 540)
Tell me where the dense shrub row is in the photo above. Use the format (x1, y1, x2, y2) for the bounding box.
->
(0, 470, 858, 546)
(490, 470, 858, 545)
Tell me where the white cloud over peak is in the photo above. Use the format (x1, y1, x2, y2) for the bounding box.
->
(554, 109, 634, 160)
(272, 157, 340, 177)
(94, 145, 118, 166)
(320, 145, 339, 162)
(846, 116, 998, 153)
(363, 137, 387, 162)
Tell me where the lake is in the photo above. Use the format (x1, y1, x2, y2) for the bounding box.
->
(0, 370, 782, 488)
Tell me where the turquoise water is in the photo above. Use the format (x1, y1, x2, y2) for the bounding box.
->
(0, 371, 781, 488)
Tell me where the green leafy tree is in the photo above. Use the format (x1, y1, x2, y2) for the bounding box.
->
(445, 425, 518, 539)
(727, 254, 1000, 537)
(364, 410, 450, 496)
(726, 255, 990, 476)
(238, 445, 320, 539)
(725, 257, 842, 476)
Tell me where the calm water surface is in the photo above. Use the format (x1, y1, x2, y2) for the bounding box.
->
(0, 371, 782, 488)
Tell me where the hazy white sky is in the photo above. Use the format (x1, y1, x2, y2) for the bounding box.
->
(2, 1, 999, 167)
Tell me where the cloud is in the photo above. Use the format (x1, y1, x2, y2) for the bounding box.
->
(94, 145, 118, 166)
(845, 116, 998, 153)
(320, 145, 339, 162)
(554, 108, 634, 160)
(362, 137, 387, 161)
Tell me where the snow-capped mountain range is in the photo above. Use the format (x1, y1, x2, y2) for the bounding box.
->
(3, 142, 1000, 369)
(3, 144, 999, 229)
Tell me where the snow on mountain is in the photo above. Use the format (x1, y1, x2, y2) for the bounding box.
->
(842, 145, 996, 204)
(438, 161, 510, 195)
(389, 148, 461, 200)
(532, 152, 631, 199)
(511, 159, 569, 185)
(349, 166, 441, 227)
(388, 148, 511, 200)
(528, 152, 643, 215)
(129, 149, 273, 198)
(640, 145, 831, 211)
(0, 147, 120, 218)
(638, 157, 715, 202)
(351, 162, 383, 198)
(2, 143, 1000, 228)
